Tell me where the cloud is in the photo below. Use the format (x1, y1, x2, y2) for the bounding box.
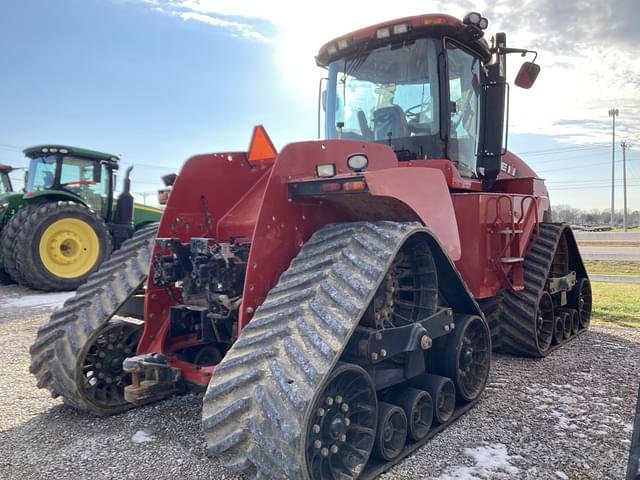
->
(175, 11, 268, 41)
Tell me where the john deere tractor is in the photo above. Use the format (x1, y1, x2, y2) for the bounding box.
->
(0, 145, 162, 291)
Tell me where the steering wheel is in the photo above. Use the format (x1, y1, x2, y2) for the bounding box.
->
(404, 99, 433, 122)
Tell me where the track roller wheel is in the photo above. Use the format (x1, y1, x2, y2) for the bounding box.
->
(439, 315, 490, 403)
(306, 363, 377, 480)
(535, 292, 554, 354)
(552, 315, 564, 345)
(388, 388, 433, 442)
(570, 278, 592, 330)
(413, 375, 455, 424)
(561, 311, 572, 340)
(374, 402, 407, 462)
(566, 308, 579, 335)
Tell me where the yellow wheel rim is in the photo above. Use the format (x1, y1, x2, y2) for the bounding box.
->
(38, 218, 100, 279)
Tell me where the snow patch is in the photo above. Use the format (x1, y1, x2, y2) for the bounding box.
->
(435, 443, 519, 479)
(131, 431, 154, 443)
(1, 292, 74, 309)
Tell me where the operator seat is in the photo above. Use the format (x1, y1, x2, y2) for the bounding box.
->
(372, 104, 410, 141)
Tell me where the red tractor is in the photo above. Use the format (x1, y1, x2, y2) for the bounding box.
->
(30, 12, 591, 480)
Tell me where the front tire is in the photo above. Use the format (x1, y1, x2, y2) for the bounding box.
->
(14, 201, 111, 291)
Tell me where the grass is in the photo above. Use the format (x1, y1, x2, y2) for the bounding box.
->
(609, 226, 640, 232)
(591, 281, 640, 327)
(584, 260, 640, 276)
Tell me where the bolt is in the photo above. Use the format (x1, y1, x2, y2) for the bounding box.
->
(335, 395, 343, 404)
(371, 352, 378, 361)
(380, 349, 387, 358)
(341, 403, 349, 413)
(246, 307, 254, 314)
(450, 322, 455, 330)
(420, 335, 432, 350)
(448, 309, 453, 316)
(344, 418, 350, 427)
(107, 344, 114, 350)
(444, 324, 450, 332)
(314, 440, 322, 449)
(149, 313, 156, 320)
(339, 433, 347, 442)
(95, 362, 102, 369)
(325, 397, 334, 406)
(312, 424, 321, 434)
(330, 445, 339, 454)
(151, 294, 158, 301)
(105, 377, 113, 384)
(375, 332, 382, 341)
(321, 448, 329, 457)
(98, 352, 106, 358)
(98, 372, 105, 379)
(317, 408, 325, 417)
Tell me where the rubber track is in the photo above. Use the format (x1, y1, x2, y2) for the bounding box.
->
(0, 203, 38, 283)
(28, 223, 158, 414)
(481, 223, 586, 357)
(202, 221, 447, 479)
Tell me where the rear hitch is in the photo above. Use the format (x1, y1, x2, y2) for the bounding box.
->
(123, 353, 182, 404)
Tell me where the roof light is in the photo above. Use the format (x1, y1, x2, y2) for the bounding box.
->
(343, 180, 366, 192)
(347, 154, 368, 171)
(41, 148, 49, 153)
(327, 44, 338, 55)
(337, 38, 349, 50)
(463, 12, 482, 26)
(49, 147, 58, 153)
(320, 182, 341, 192)
(316, 163, 336, 178)
(59, 148, 69, 154)
(479, 17, 489, 29)
(392, 23, 410, 35)
(376, 27, 391, 39)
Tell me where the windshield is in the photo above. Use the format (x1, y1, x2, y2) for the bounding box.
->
(325, 37, 442, 160)
(26, 155, 57, 192)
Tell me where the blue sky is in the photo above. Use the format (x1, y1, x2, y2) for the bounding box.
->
(1, 0, 638, 211)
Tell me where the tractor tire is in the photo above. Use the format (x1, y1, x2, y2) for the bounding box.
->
(28, 223, 157, 415)
(14, 201, 112, 291)
(202, 222, 489, 480)
(482, 223, 590, 357)
(0, 203, 37, 284)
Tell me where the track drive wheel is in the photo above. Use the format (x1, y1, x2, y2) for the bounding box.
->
(306, 363, 378, 479)
(29, 223, 157, 414)
(570, 278, 592, 330)
(15, 201, 112, 291)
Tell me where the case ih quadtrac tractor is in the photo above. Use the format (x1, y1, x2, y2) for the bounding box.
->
(0, 145, 162, 291)
(30, 12, 591, 479)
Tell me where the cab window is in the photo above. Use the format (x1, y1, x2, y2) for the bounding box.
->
(446, 41, 481, 177)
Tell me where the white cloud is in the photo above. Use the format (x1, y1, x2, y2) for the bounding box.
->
(175, 11, 268, 41)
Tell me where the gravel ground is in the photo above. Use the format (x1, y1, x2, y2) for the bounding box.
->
(1, 283, 639, 480)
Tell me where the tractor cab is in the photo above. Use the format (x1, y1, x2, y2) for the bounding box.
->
(24, 145, 118, 219)
(0, 164, 13, 195)
(318, 13, 539, 188)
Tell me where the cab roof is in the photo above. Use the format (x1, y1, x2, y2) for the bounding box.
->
(0, 163, 13, 172)
(316, 13, 491, 67)
(23, 145, 120, 162)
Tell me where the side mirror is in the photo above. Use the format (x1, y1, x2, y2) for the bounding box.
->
(515, 62, 540, 89)
(162, 173, 177, 187)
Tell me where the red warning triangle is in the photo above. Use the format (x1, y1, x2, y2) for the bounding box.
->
(247, 125, 277, 163)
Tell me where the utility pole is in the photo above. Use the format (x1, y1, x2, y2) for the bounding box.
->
(608, 108, 619, 226)
(621, 140, 631, 232)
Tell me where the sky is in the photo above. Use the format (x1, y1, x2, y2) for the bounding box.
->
(1, 0, 638, 212)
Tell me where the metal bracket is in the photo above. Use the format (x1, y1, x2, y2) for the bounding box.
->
(123, 353, 182, 404)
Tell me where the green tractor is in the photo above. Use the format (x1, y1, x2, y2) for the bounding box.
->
(0, 145, 162, 291)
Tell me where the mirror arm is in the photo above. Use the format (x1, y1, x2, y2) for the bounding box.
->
(495, 47, 538, 63)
